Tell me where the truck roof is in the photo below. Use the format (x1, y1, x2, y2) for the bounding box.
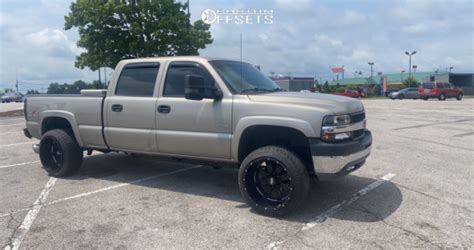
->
(118, 56, 236, 65)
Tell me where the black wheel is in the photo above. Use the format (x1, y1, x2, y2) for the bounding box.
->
(39, 129, 83, 177)
(457, 93, 463, 100)
(438, 93, 446, 101)
(422, 97, 428, 100)
(238, 146, 310, 217)
(398, 94, 404, 100)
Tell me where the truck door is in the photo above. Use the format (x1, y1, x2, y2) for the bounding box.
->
(104, 62, 160, 152)
(155, 61, 232, 159)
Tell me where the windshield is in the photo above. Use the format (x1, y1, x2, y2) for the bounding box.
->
(209, 60, 281, 94)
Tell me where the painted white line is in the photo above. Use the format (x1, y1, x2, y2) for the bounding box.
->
(266, 173, 396, 249)
(0, 161, 40, 169)
(0, 118, 23, 122)
(302, 172, 396, 230)
(0, 131, 22, 135)
(0, 165, 202, 219)
(0, 141, 37, 147)
(0, 122, 23, 127)
(7, 177, 57, 250)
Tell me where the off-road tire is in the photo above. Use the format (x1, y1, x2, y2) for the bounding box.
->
(39, 129, 83, 177)
(238, 146, 310, 217)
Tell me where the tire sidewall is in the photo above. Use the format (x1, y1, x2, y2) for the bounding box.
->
(238, 146, 310, 217)
(39, 129, 82, 177)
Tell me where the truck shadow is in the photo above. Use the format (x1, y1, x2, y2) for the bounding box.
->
(70, 153, 402, 223)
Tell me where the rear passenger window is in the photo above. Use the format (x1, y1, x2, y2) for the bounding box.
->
(115, 63, 159, 97)
(163, 63, 214, 97)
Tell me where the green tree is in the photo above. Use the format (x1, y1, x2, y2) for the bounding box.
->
(403, 76, 420, 88)
(323, 81, 330, 93)
(26, 90, 40, 95)
(373, 84, 381, 96)
(64, 0, 213, 70)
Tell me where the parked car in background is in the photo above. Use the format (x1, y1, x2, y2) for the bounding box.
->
(388, 87, 420, 100)
(1, 92, 23, 103)
(419, 82, 463, 101)
(333, 89, 364, 98)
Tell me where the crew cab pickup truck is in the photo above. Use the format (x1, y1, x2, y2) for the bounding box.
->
(23, 56, 372, 216)
(419, 82, 463, 101)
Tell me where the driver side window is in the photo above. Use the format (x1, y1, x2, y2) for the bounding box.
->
(163, 63, 214, 97)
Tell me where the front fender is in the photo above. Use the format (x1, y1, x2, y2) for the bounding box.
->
(39, 110, 84, 147)
(231, 116, 316, 160)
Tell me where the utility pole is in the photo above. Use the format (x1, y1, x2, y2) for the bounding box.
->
(368, 62, 374, 84)
(98, 68, 102, 87)
(405, 51, 416, 77)
(104, 67, 107, 88)
(341, 65, 344, 79)
(187, 0, 190, 15)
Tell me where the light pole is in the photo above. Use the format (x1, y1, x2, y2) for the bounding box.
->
(449, 67, 453, 73)
(342, 65, 345, 79)
(368, 62, 374, 84)
(405, 51, 416, 77)
(401, 70, 405, 83)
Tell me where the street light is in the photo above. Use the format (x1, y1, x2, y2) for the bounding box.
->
(368, 62, 374, 84)
(449, 67, 454, 73)
(401, 70, 405, 83)
(405, 51, 416, 77)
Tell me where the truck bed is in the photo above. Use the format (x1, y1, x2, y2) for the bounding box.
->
(25, 94, 107, 149)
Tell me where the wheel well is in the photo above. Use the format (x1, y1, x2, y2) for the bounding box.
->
(41, 117, 74, 137)
(238, 125, 314, 173)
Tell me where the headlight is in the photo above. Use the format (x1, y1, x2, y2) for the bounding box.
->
(322, 115, 351, 126)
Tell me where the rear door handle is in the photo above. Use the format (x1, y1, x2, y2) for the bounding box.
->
(111, 104, 123, 112)
(157, 105, 171, 113)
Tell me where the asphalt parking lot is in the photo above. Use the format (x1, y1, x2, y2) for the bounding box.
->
(1, 98, 473, 248)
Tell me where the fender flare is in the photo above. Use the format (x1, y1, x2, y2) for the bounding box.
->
(232, 116, 316, 160)
(38, 110, 84, 147)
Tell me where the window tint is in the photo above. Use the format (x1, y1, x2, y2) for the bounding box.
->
(163, 63, 214, 96)
(115, 63, 159, 97)
(423, 82, 433, 89)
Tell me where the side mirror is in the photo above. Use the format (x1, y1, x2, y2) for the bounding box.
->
(184, 75, 223, 101)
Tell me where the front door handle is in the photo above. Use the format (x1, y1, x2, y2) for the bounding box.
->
(157, 105, 171, 113)
(111, 104, 123, 112)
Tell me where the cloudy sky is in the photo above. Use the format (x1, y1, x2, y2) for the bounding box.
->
(0, 0, 472, 91)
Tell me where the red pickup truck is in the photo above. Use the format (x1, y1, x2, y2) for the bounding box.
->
(419, 82, 463, 101)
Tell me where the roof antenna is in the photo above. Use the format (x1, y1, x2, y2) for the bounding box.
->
(240, 33, 243, 86)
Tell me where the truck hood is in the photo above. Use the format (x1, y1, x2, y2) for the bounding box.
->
(247, 92, 364, 114)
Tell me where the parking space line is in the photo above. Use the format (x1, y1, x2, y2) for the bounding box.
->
(0, 122, 23, 127)
(0, 165, 203, 219)
(0, 161, 40, 169)
(267, 173, 396, 249)
(0, 141, 37, 148)
(0, 131, 22, 135)
(6, 177, 57, 250)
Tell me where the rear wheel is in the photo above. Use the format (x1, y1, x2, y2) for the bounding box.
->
(238, 146, 310, 217)
(438, 93, 446, 101)
(398, 94, 404, 100)
(457, 93, 463, 100)
(39, 129, 83, 177)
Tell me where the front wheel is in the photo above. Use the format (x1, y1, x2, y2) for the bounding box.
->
(398, 94, 404, 100)
(39, 129, 83, 177)
(238, 146, 310, 217)
(457, 93, 463, 100)
(438, 93, 446, 101)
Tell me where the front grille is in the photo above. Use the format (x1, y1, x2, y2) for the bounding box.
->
(351, 112, 365, 124)
(352, 129, 365, 139)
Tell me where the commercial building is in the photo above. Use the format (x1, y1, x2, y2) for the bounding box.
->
(271, 76, 315, 91)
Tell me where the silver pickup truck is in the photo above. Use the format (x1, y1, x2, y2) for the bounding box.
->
(23, 56, 372, 216)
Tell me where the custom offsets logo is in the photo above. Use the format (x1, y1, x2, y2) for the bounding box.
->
(201, 9, 273, 25)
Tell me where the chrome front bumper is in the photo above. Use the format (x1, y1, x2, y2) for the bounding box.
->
(310, 130, 372, 180)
